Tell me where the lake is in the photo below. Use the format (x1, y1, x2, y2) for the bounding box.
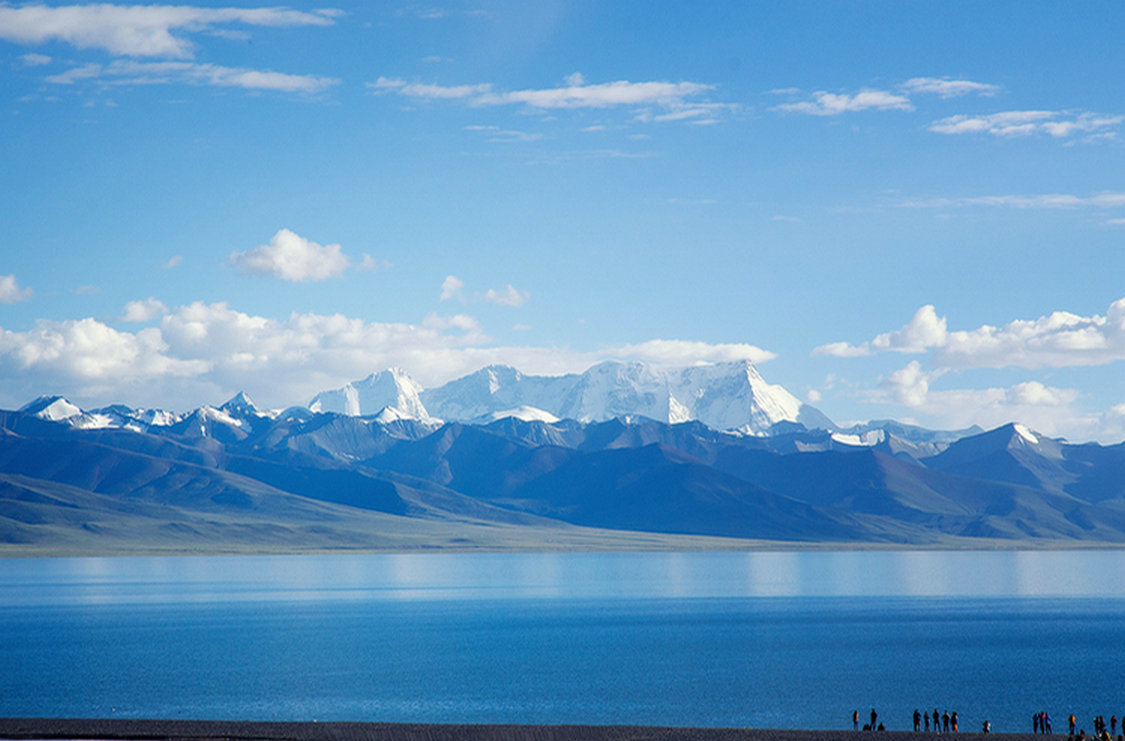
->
(2, 550, 1125, 732)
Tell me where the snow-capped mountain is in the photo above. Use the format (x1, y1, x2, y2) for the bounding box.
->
(308, 368, 429, 420)
(219, 391, 262, 418)
(19, 395, 181, 431)
(301, 360, 833, 434)
(19, 395, 83, 422)
(418, 360, 833, 434)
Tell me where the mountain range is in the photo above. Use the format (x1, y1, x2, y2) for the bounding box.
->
(3, 360, 1124, 555)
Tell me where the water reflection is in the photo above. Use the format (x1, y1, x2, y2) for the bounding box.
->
(2, 550, 1125, 606)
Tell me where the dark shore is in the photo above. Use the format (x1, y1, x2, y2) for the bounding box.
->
(0, 719, 1047, 741)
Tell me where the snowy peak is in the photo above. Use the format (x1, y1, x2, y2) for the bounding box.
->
(220, 391, 260, 417)
(308, 367, 430, 420)
(168, 404, 249, 441)
(471, 406, 561, 425)
(18, 396, 183, 432)
(20, 395, 83, 422)
(417, 359, 835, 434)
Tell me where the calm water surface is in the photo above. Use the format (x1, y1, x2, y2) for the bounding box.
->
(3, 551, 1125, 731)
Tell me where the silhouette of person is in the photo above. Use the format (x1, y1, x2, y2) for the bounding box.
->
(871, 709, 878, 731)
(854, 710, 860, 731)
(915, 709, 922, 732)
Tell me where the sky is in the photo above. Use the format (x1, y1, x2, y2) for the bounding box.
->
(1, 1, 1123, 442)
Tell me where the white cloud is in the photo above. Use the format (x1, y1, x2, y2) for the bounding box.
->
(371, 77, 491, 100)
(930, 110, 1122, 138)
(806, 389, 822, 403)
(483, 285, 529, 307)
(0, 4, 338, 58)
(0, 301, 785, 412)
(825, 303, 1125, 442)
(935, 300, 1125, 369)
(608, 339, 776, 366)
(878, 360, 940, 407)
(813, 341, 871, 358)
(464, 124, 543, 142)
(871, 362, 1069, 423)
(357, 254, 391, 272)
(902, 191, 1125, 210)
(0, 317, 207, 389)
(439, 275, 465, 302)
(0, 275, 33, 304)
(863, 365, 1125, 441)
(822, 298, 1125, 371)
(773, 89, 913, 116)
(228, 229, 354, 282)
(871, 305, 948, 353)
(371, 74, 731, 121)
(163, 255, 183, 269)
(899, 77, 1000, 98)
(19, 52, 52, 66)
(814, 305, 947, 357)
(47, 59, 338, 93)
(121, 298, 169, 323)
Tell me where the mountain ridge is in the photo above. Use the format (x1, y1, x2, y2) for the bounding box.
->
(6, 360, 1125, 554)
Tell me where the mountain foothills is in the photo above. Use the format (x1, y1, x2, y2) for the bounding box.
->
(3, 360, 1125, 555)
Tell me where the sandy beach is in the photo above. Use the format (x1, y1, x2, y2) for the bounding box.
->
(0, 719, 1046, 741)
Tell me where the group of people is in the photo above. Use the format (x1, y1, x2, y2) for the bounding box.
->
(852, 708, 961, 732)
(1071, 713, 1120, 741)
(914, 709, 959, 733)
(849, 707, 1125, 736)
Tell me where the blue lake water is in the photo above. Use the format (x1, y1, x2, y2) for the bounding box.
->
(3, 551, 1125, 732)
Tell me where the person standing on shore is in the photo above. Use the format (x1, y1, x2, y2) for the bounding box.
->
(915, 710, 922, 732)
(951, 711, 958, 732)
(1045, 713, 1052, 734)
(854, 710, 860, 731)
(871, 709, 878, 731)
(934, 709, 940, 733)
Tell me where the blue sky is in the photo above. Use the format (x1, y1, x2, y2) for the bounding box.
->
(1, 1, 1123, 441)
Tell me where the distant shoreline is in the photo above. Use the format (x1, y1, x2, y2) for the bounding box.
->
(0, 718, 1045, 741)
(5, 539, 1125, 558)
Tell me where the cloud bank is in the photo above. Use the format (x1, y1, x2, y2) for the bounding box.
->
(817, 299, 1125, 370)
(0, 4, 339, 58)
(817, 299, 1125, 442)
(0, 301, 776, 412)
